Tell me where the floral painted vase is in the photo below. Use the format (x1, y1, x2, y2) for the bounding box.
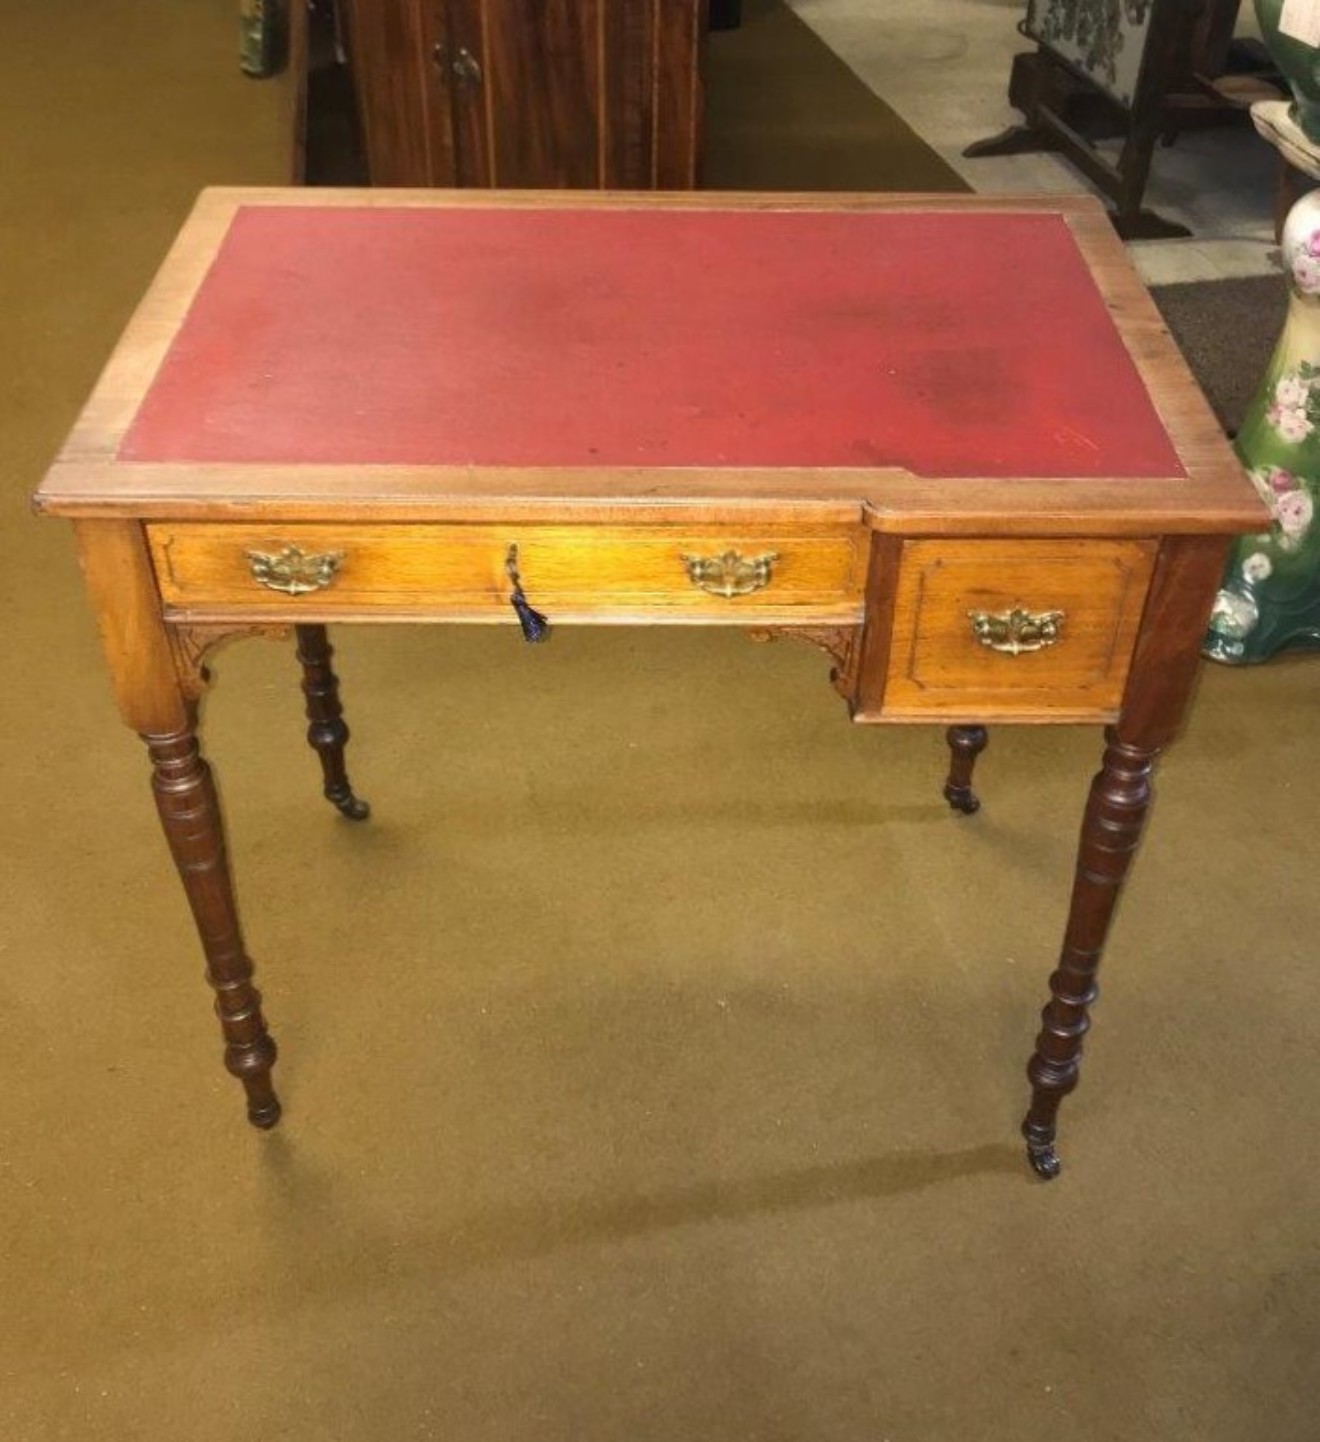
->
(1205, 191, 1320, 662)
(1256, 0, 1320, 142)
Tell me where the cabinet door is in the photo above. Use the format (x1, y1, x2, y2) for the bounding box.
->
(602, 0, 704, 187)
(445, 0, 603, 187)
(647, 0, 704, 187)
(443, 0, 703, 189)
(345, 0, 703, 189)
(341, 0, 455, 185)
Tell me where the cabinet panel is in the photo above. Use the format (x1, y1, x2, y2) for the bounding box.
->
(340, 0, 434, 187)
(601, 0, 654, 186)
(653, 0, 704, 186)
(344, 0, 702, 189)
(469, 0, 603, 187)
(439, 0, 488, 185)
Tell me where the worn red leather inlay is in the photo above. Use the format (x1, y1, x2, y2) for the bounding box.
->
(121, 205, 1185, 478)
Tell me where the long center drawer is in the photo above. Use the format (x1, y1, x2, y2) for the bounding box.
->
(146, 521, 866, 622)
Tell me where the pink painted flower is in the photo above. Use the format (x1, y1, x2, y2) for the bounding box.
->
(1307, 231, 1320, 257)
(1276, 489, 1314, 538)
(1292, 251, 1320, 294)
(1276, 374, 1310, 410)
(1270, 406, 1314, 444)
(1269, 466, 1301, 493)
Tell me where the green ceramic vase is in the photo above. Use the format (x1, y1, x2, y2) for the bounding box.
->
(1205, 191, 1320, 662)
(1256, 0, 1320, 141)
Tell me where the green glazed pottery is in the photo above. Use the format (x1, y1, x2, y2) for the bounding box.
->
(1205, 191, 1320, 661)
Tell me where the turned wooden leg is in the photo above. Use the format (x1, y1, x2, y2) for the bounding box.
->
(1022, 729, 1155, 1178)
(943, 724, 988, 814)
(148, 724, 281, 1128)
(1014, 537, 1232, 1179)
(295, 623, 370, 820)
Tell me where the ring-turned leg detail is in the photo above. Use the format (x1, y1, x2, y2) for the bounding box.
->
(147, 725, 281, 1128)
(1022, 728, 1157, 1179)
(943, 724, 988, 814)
(295, 624, 370, 820)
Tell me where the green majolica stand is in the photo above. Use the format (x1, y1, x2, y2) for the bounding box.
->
(1205, 103, 1320, 662)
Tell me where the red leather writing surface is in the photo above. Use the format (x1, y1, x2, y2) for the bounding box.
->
(122, 205, 1185, 478)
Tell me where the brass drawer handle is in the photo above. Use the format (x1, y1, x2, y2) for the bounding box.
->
(968, 606, 1065, 655)
(680, 549, 779, 598)
(246, 545, 344, 596)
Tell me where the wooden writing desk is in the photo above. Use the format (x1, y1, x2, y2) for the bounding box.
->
(36, 190, 1263, 1178)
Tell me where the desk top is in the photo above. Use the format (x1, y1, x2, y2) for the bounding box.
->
(120, 203, 1180, 479)
(37, 189, 1258, 536)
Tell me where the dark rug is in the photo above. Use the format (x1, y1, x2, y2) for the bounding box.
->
(1151, 274, 1284, 435)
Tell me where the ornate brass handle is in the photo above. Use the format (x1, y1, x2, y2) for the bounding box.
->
(968, 606, 1065, 655)
(246, 545, 344, 596)
(679, 549, 779, 598)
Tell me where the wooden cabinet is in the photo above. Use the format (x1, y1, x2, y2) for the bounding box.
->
(341, 0, 705, 188)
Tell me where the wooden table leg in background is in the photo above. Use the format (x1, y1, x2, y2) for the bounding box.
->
(943, 724, 988, 814)
(75, 519, 281, 1128)
(294, 623, 370, 821)
(1022, 536, 1229, 1178)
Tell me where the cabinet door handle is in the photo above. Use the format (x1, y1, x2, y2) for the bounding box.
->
(451, 46, 483, 84)
(431, 44, 483, 84)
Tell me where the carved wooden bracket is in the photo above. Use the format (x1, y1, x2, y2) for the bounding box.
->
(168, 623, 292, 700)
(747, 625, 861, 701)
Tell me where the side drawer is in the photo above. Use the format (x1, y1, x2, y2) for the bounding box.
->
(877, 538, 1158, 720)
(145, 521, 866, 621)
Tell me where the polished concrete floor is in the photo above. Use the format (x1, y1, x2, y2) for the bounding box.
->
(5, 4, 1320, 1441)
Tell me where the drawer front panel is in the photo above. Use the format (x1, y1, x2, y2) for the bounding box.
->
(882, 538, 1158, 719)
(146, 522, 865, 619)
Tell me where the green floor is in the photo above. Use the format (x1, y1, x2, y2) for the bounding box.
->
(4, 4, 1320, 1440)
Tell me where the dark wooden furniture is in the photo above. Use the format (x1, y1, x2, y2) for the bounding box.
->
(36, 189, 1264, 1180)
(965, 0, 1255, 239)
(339, 0, 705, 188)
